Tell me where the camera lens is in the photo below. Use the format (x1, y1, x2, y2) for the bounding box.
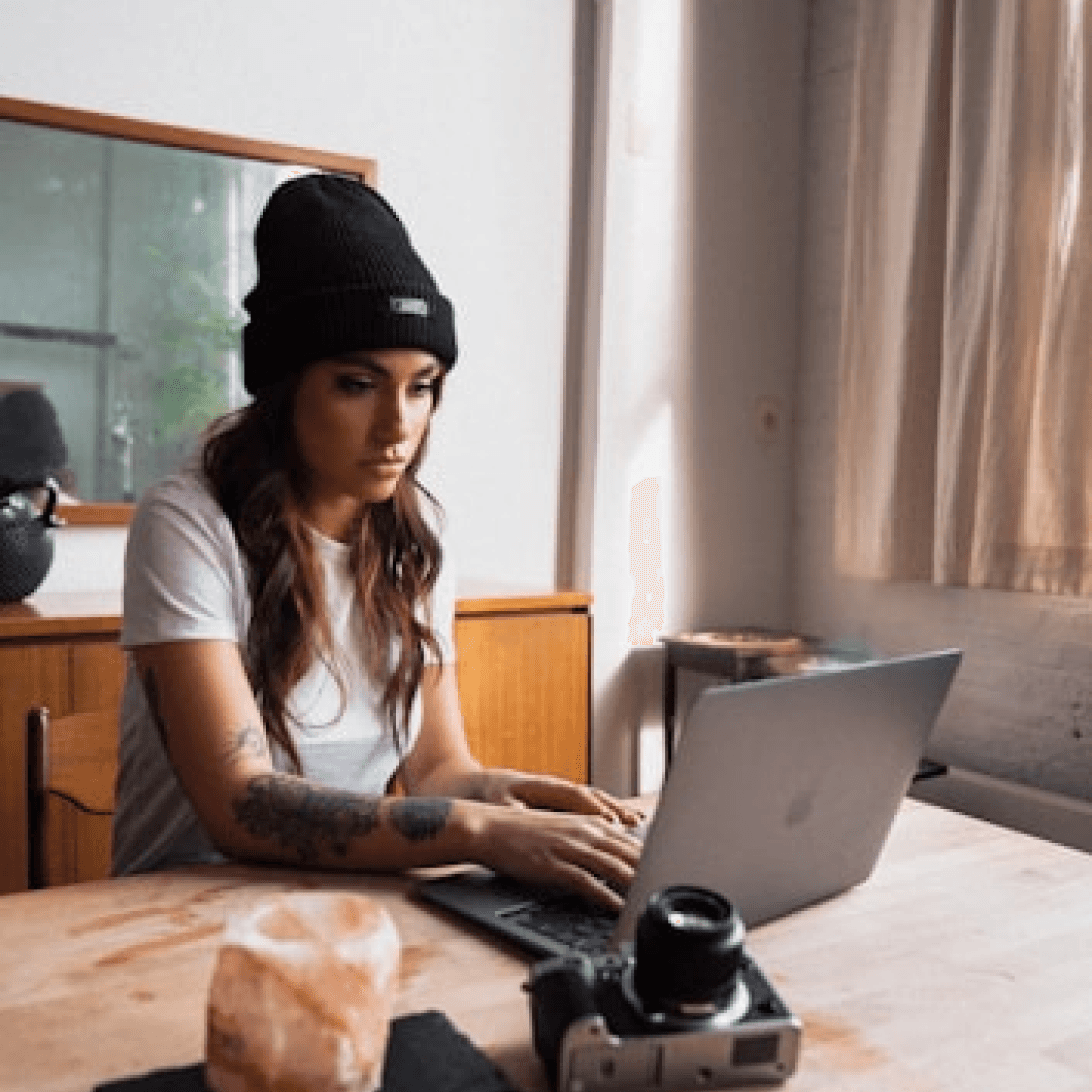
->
(632, 886, 745, 1016)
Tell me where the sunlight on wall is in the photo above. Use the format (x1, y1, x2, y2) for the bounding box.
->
(627, 412, 673, 646)
(584, 0, 690, 793)
(1057, 0, 1085, 265)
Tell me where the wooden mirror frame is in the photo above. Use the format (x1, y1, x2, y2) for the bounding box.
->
(0, 95, 378, 527)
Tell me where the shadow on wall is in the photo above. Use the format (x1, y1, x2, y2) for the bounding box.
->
(683, 0, 802, 633)
(591, 644, 665, 794)
(555, 0, 598, 590)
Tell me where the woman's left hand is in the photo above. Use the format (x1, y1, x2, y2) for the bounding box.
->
(468, 768, 645, 829)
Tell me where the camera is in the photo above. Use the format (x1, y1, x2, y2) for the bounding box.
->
(526, 886, 801, 1091)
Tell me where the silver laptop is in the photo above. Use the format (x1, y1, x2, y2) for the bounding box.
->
(415, 648, 962, 956)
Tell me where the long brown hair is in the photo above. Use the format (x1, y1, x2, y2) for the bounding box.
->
(201, 371, 446, 771)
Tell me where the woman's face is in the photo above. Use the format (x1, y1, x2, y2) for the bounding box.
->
(291, 348, 442, 540)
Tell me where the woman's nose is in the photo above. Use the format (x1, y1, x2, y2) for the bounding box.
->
(375, 390, 414, 441)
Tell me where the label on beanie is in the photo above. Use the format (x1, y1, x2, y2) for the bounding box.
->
(389, 296, 430, 318)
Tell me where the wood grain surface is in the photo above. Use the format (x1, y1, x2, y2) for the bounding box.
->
(1, 800, 1090, 1092)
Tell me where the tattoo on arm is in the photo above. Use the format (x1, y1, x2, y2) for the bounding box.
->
(220, 723, 271, 765)
(232, 776, 452, 862)
(233, 774, 381, 862)
(390, 798, 452, 842)
(141, 667, 270, 768)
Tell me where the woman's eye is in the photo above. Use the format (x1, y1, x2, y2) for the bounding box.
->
(410, 382, 436, 398)
(335, 374, 375, 394)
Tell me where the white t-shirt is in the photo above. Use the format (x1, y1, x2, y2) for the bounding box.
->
(111, 470, 457, 875)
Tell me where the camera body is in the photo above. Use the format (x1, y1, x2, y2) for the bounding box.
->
(527, 887, 801, 1091)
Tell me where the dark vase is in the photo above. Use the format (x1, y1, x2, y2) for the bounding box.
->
(0, 478, 61, 603)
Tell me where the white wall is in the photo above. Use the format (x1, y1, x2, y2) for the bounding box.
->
(1, 0, 577, 594)
(3, 0, 811, 799)
(796, 0, 1092, 803)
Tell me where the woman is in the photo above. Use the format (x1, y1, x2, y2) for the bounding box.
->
(111, 173, 642, 909)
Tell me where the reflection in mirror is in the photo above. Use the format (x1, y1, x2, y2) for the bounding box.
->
(0, 99, 376, 522)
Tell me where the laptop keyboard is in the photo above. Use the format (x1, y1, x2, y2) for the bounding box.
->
(501, 893, 619, 957)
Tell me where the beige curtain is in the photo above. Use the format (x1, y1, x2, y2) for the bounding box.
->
(837, 0, 1092, 596)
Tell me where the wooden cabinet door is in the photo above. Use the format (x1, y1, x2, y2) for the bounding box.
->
(0, 637, 122, 893)
(454, 611, 589, 782)
(71, 638, 126, 714)
(0, 643, 69, 893)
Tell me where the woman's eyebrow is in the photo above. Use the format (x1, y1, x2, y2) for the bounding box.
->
(333, 355, 440, 381)
(333, 355, 385, 374)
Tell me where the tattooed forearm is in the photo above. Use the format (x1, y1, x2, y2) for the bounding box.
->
(233, 774, 381, 862)
(390, 798, 452, 842)
(231, 776, 452, 863)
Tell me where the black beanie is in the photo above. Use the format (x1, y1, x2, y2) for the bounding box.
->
(242, 173, 457, 394)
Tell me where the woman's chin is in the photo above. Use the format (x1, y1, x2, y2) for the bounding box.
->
(359, 475, 403, 504)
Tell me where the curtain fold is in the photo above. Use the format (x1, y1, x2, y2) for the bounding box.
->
(836, 0, 1092, 596)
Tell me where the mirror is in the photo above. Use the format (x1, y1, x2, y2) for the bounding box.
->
(0, 97, 376, 525)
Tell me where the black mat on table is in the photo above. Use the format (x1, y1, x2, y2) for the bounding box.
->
(92, 1009, 521, 1092)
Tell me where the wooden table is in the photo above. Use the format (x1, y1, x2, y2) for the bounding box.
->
(2, 800, 1091, 1092)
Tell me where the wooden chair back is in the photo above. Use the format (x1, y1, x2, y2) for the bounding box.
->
(27, 706, 117, 888)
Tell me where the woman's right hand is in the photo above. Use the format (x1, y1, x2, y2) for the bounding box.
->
(468, 804, 644, 911)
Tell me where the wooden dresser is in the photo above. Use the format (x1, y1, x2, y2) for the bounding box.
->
(0, 588, 591, 894)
